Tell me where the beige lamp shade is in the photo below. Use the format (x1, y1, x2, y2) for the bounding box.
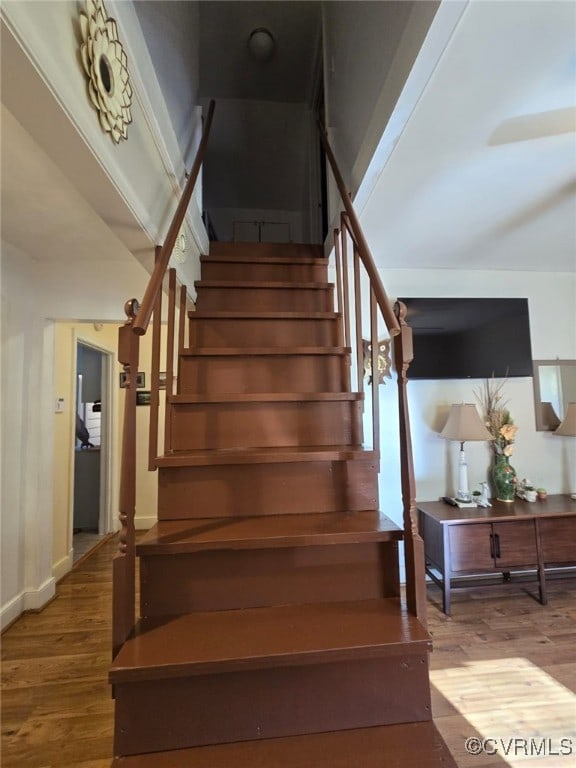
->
(539, 401, 561, 430)
(440, 404, 493, 442)
(554, 403, 576, 436)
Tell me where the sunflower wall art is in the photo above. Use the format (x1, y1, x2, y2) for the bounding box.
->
(79, 0, 133, 143)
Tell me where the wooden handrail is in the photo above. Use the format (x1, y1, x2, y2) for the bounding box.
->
(114, 104, 215, 656)
(319, 121, 425, 625)
(133, 99, 215, 336)
(317, 121, 400, 338)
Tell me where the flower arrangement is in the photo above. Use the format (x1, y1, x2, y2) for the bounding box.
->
(475, 377, 518, 457)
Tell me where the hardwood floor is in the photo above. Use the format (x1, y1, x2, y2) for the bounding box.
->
(2, 535, 575, 767)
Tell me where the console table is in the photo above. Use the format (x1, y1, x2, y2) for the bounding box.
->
(418, 495, 576, 615)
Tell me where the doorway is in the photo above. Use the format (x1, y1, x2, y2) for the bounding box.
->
(72, 342, 111, 563)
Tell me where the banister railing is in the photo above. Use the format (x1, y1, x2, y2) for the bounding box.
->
(318, 122, 427, 626)
(132, 99, 215, 336)
(317, 122, 400, 338)
(113, 101, 215, 657)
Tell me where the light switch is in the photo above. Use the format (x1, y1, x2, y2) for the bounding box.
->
(55, 397, 65, 413)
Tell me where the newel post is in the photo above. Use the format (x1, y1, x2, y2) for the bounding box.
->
(112, 299, 140, 658)
(393, 301, 428, 626)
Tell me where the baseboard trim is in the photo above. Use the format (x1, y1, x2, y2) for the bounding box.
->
(23, 577, 56, 611)
(135, 516, 157, 530)
(1, 593, 24, 632)
(1, 577, 56, 632)
(53, 549, 74, 582)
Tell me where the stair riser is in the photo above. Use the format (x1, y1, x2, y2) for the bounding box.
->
(114, 655, 431, 755)
(158, 460, 378, 519)
(195, 286, 334, 312)
(209, 242, 324, 260)
(201, 262, 328, 282)
(168, 401, 362, 451)
(188, 317, 340, 348)
(178, 354, 348, 394)
(140, 543, 400, 616)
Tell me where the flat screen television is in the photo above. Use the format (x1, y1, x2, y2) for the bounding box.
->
(397, 298, 533, 380)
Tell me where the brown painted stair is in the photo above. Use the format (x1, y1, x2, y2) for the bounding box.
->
(110, 241, 455, 765)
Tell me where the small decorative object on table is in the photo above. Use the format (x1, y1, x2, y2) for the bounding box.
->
(537, 487, 547, 502)
(517, 479, 537, 502)
(476, 376, 518, 502)
(476, 481, 491, 507)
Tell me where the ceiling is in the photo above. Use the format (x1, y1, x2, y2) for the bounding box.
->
(359, 0, 576, 272)
(1, 0, 575, 273)
(199, 1, 321, 104)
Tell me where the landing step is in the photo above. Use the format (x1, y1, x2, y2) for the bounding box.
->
(109, 598, 430, 684)
(112, 721, 457, 768)
(136, 511, 402, 555)
(156, 445, 378, 467)
(168, 392, 362, 404)
(112, 721, 456, 767)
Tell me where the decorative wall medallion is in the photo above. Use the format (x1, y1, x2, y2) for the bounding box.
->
(79, 0, 133, 143)
(362, 339, 392, 385)
(172, 231, 188, 264)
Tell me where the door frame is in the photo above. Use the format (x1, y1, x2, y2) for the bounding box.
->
(70, 333, 116, 545)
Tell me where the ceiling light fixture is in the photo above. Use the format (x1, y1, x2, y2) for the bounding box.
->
(248, 28, 275, 62)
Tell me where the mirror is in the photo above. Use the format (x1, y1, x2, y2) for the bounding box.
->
(533, 360, 576, 431)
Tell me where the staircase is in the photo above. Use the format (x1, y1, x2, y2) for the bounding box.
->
(109, 241, 456, 766)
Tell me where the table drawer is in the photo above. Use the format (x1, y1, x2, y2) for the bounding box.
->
(539, 518, 576, 564)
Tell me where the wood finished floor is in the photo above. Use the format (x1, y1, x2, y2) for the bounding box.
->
(1, 535, 575, 767)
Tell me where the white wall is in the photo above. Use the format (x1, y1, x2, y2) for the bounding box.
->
(1, 246, 56, 627)
(133, 0, 200, 166)
(0, 241, 161, 628)
(1, 0, 208, 274)
(322, 0, 439, 196)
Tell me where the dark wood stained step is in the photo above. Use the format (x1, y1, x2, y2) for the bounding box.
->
(180, 346, 349, 357)
(195, 280, 332, 290)
(156, 445, 378, 467)
(208, 242, 324, 260)
(168, 392, 362, 404)
(157, 456, 379, 518)
(201, 254, 329, 266)
(112, 721, 457, 767)
(195, 282, 334, 312)
(109, 598, 430, 684)
(178, 347, 350, 394)
(137, 512, 402, 555)
(188, 310, 339, 319)
(200, 258, 329, 283)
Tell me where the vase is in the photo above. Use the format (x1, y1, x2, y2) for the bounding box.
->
(492, 454, 517, 502)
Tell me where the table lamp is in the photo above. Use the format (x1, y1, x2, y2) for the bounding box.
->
(554, 402, 576, 499)
(440, 403, 493, 503)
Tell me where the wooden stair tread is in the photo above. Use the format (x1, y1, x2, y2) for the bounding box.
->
(168, 392, 363, 404)
(188, 310, 339, 319)
(201, 254, 328, 266)
(112, 721, 456, 767)
(136, 511, 402, 555)
(156, 445, 378, 467)
(208, 242, 324, 259)
(109, 598, 430, 683)
(180, 346, 350, 356)
(195, 280, 332, 289)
